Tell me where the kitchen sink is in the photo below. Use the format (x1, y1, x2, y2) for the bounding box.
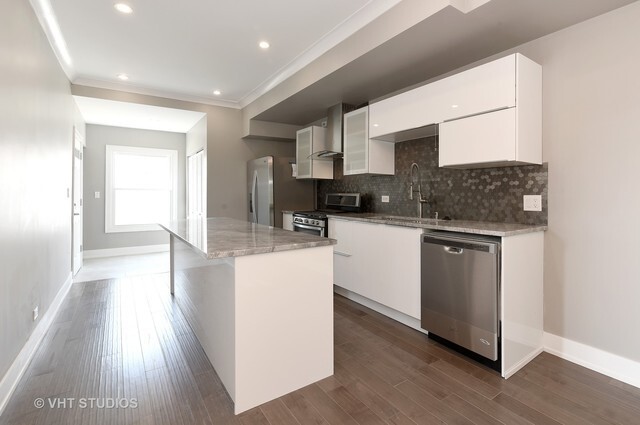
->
(374, 215, 440, 225)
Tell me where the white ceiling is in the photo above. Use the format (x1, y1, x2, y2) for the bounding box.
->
(34, 0, 637, 128)
(45, 0, 401, 107)
(73, 96, 206, 133)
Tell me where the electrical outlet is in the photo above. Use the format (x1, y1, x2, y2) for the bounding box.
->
(33, 306, 39, 321)
(95, 191, 101, 199)
(523, 195, 542, 212)
(381, 195, 390, 203)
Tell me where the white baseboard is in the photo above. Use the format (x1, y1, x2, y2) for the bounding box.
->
(544, 332, 640, 389)
(333, 286, 427, 335)
(83, 244, 169, 259)
(503, 347, 544, 379)
(0, 272, 73, 416)
(334, 290, 640, 389)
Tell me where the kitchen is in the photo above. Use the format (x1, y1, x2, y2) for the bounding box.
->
(2, 0, 640, 424)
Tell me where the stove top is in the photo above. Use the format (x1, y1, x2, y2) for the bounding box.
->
(293, 193, 362, 219)
(293, 209, 347, 218)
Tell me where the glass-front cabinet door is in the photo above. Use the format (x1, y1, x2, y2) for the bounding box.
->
(344, 107, 369, 175)
(296, 127, 312, 179)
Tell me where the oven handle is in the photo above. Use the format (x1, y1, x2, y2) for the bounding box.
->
(293, 222, 326, 236)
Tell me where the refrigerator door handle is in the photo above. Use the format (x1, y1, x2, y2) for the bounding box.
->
(251, 170, 258, 223)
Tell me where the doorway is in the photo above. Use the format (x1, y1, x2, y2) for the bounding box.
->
(187, 150, 205, 219)
(72, 127, 84, 275)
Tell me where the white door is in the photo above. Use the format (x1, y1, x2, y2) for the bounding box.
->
(72, 128, 84, 275)
(187, 150, 205, 219)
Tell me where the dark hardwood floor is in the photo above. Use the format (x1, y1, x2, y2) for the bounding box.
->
(1, 273, 639, 425)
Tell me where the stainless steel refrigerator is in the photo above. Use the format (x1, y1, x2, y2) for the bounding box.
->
(247, 156, 315, 228)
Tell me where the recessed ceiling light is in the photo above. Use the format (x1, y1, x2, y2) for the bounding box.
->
(259, 41, 270, 49)
(373, 124, 379, 127)
(117, 73, 129, 81)
(213, 90, 221, 96)
(114, 3, 133, 14)
(451, 104, 459, 108)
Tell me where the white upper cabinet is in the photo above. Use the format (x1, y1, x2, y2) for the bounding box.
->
(369, 80, 440, 141)
(296, 126, 333, 179)
(436, 54, 516, 122)
(368, 53, 541, 168)
(439, 108, 517, 167)
(439, 54, 541, 168)
(343, 107, 394, 176)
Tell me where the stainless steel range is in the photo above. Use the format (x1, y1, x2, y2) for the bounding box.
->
(292, 193, 361, 237)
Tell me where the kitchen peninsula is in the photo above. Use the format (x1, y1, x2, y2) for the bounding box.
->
(160, 217, 336, 414)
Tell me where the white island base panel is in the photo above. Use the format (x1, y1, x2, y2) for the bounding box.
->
(170, 236, 334, 414)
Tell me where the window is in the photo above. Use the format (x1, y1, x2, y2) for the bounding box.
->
(105, 145, 178, 233)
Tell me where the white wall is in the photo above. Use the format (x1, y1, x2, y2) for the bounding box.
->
(515, 2, 640, 361)
(186, 115, 207, 156)
(83, 124, 186, 251)
(0, 0, 74, 379)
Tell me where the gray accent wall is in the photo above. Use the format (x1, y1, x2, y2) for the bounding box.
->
(514, 2, 640, 362)
(83, 125, 186, 251)
(0, 1, 75, 382)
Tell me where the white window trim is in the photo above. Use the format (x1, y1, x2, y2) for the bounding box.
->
(105, 145, 178, 233)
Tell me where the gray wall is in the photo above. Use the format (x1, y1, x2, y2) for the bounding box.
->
(71, 85, 296, 222)
(513, 2, 640, 361)
(83, 125, 186, 251)
(0, 1, 74, 380)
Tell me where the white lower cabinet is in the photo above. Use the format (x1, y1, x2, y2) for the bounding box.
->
(329, 218, 422, 319)
(500, 231, 544, 377)
(330, 217, 544, 378)
(282, 212, 293, 230)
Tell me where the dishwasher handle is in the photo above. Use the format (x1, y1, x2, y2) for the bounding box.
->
(422, 234, 499, 254)
(444, 246, 463, 255)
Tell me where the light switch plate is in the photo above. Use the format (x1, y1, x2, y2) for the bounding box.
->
(523, 195, 542, 211)
(95, 191, 101, 199)
(381, 195, 390, 203)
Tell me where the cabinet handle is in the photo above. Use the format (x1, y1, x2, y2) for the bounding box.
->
(334, 251, 352, 257)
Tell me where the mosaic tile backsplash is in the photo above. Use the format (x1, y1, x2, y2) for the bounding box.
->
(318, 136, 548, 225)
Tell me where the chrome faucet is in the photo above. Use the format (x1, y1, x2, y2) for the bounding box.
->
(409, 163, 419, 200)
(409, 163, 429, 218)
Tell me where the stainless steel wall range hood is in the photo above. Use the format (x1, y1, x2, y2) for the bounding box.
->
(309, 103, 355, 160)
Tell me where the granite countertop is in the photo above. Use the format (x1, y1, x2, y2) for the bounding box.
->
(327, 213, 547, 237)
(160, 217, 336, 259)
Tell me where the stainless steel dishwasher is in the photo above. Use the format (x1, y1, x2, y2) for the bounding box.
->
(421, 232, 500, 362)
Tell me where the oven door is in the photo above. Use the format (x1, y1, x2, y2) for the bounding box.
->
(293, 222, 326, 237)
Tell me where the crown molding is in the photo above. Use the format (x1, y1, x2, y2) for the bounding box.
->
(29, 0, 76, 81)
(72, 77, 242, 109)
(238, 0, 403, 108)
